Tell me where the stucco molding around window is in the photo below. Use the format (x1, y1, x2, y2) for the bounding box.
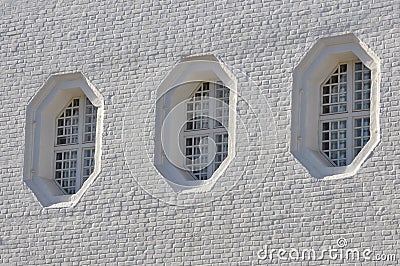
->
(154, 55, 238, 192)
(290, 33, 381, 179)
(24, 72, 104, 208)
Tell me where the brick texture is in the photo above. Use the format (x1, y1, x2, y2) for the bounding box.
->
(0, 0, 399, 265)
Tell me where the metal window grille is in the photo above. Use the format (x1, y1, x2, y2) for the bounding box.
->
(320, 61, 371, 166)
(184, 82, 230, 180)
(54, 97, 97, 194)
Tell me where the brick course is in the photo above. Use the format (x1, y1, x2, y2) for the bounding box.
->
(0, 0, 399, 264)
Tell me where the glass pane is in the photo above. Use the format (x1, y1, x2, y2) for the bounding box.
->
(54, 150, 78, 195)
(321, 120, 347, 166)
(321, 65, 348, 115)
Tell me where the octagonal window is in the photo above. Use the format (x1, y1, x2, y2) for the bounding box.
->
(183, 81, 229, 180)
(54, 97, 97, 194)
(24, 73, 104, 207)
(291, 34, 380, 179)
(154, 55, 237, 190)
(320, 61, 371, 166)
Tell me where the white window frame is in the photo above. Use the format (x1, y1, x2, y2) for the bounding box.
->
(290, 33, 380, 179)
(23, 72, 104, 208)
(182, 82, 229, 180)
(53, 96, 97, 194)
(319, 61, 371, 166)
(153, 55, 237, 193)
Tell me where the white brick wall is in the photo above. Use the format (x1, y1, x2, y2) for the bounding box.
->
(0, 0, 399, 264)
